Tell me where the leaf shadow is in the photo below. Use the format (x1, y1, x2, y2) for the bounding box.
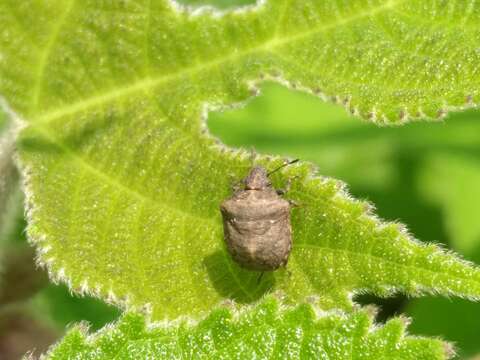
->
(19, 113, 118, 156)
(203, 249, 275, 304)
(18, 133, 64, 154)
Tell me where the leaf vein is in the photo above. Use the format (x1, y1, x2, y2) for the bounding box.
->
(31, 0, 76, 113)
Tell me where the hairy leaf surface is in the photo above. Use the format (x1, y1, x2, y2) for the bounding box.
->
(1, 0, 480, 319)
(42, 297, 450, 360)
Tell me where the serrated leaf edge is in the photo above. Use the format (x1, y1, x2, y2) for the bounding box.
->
(36, 297, 454, 360)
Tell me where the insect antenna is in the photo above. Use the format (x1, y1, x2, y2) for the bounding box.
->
(267, 159, 299, 177)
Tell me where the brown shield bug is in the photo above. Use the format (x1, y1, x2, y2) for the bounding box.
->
(220, 159, 299, 272)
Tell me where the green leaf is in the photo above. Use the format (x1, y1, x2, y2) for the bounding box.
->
(2, 0, 480, 320)
(41, 297, 451, 360)
(2, 1, 479, 122)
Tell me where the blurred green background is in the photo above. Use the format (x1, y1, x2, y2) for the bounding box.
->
(1, 0, 480, 358)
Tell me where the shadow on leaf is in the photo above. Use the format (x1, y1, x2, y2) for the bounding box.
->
(204, 249, 275, 303)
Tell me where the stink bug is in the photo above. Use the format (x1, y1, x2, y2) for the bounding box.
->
(220, 159, 298, 272)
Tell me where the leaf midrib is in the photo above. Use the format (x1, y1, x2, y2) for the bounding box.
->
(31, 0, 76, 114)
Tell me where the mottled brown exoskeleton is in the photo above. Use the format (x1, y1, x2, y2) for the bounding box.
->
(220, 160, 298, 272)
